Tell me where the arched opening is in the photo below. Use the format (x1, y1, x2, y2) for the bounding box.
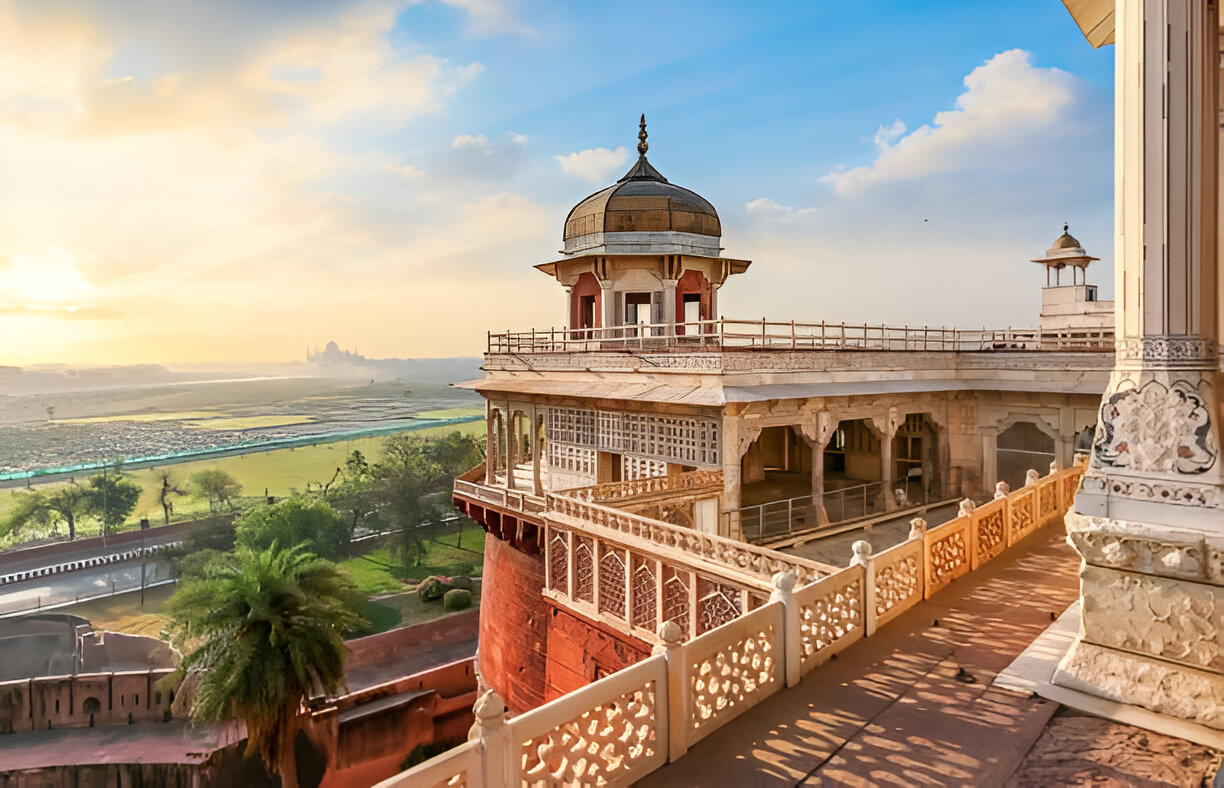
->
(892, 413, 940, 505)
(997, 421, 1056, 491)
(823, 418, 884, 522)
(489, 408, 506, 484)
(676, 269, 712, 333)
(510, 411, 531, 490)
(570, 272, 602, 333)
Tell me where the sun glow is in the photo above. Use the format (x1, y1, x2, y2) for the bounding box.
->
(1, 249, 95, 309)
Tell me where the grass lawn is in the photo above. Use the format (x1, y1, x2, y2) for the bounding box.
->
(339, 527, 485, 595)
(374, 585, 481, 627)
(0, 420, 485, 541)
(57, 584, 176, 638)
(55, 411, 222, 425)
(351, 598, 403, 637)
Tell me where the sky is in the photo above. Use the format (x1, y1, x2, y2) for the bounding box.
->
(0, 0, 1115, 366)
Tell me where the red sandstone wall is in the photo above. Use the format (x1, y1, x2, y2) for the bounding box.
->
(0, 669, 175, 733)
(543, 604, 651, 702)
(479, 535, 550, 713)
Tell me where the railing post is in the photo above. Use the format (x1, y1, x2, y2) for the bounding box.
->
(469, 689, 511, 786)
(787, 498, 793, 536)
(791, 319, 796, 350)
(770, 571, 801, 687)
(654, 621, 689, 762)
(849, 541, 876, 637)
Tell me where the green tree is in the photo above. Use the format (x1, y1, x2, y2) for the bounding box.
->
(164, 544, 365, 785)
(325, 450, 384, 540)
(235, 497, 348, 561)
(158, 472, 189, 525)
(6, 483, 93, 541)
(373, 432, 483, 563)
(86, 473, 142, 535)
(190, 469, 242, 514)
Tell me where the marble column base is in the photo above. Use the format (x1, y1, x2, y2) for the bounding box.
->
(1053, 639, 1224, 730)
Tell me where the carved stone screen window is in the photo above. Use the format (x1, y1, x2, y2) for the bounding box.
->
(598, 548, 627, 619)
(622, 456, 668, 480)
(696, 575, 742, 634)
(548, 532, 568, 593)
(662, 566, 691, 637)
(546, 443, 596, 476)
(574, 537, 594, 603)
(630, 554, 657, 632)
(546, 406, 720, 467)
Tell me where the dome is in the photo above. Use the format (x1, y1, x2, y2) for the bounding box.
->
(563, 117, 721, 243)
(1050, 224, 1082, 251)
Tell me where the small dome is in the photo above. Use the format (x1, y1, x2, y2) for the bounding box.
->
(1050, 224, 1082, 250)
(563, 117, 720, 243)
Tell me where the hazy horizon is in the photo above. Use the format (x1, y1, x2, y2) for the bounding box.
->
(0, 1, 1114, 366)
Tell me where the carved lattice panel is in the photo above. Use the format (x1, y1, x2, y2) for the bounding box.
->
(975, 508, 1005, 563)
(928, 526, 968, 591)
(598, 548, 627, 619)
(874, 550, 920, 618)
(662, 567, 691, 637)
(519, 680, 660, 786)
(696, 576, 741, 635)
(1009, 492, 1036, 540)
(574, 537, 594, 603)
(548, 532, 568, 593)
(544, 406, 720, 466)
(1062, 473, 1080, 510)
(1038, 482, 1056, 518)
(631, 555, 657, 632)
(798, 575, 862, 668)
(689, 620, 777, 735)
(622, 455, 668, 481)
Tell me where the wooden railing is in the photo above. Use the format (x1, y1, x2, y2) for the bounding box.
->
(380, 463, 1084, 788)
(487, 319, 1114, 354)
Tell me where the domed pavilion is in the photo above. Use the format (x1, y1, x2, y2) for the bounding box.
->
(534, 116, 751, 333)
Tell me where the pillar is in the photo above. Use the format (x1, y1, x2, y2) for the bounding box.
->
(530, 406, 543, 496)
(661, 278, 678, 336)
(1055, 0, 1224, 731)
(504, 403, 516, 490)
(600, 281, 616, 333)
(485, 402, 497, 485)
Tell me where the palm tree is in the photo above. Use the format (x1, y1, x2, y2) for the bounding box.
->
(164, 544, 365, 785)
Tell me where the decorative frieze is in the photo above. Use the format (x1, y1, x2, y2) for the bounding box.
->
(1114, 336, 1219, 370)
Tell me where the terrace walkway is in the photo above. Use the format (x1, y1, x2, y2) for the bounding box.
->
(640, 526, 1082, 786)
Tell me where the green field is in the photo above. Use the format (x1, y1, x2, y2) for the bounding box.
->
(413, 407, 485, 420)
(340, 527, 485, 595)
(184, 415, 314, 430)
(0, 420, 484, 543)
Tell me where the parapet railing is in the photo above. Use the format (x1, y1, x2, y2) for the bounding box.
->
(453, 464, 547, 517)
(487, 319, 1114, 354)
(560, 468, 723, 504)
(733, 480, 887, 542)
(379, 462, 1085, 788)
(547, 493, 834, 586)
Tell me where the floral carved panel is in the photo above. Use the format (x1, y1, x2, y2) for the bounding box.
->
(1093, 378, 1217, 474)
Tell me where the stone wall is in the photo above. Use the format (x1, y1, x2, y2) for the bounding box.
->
(478, 535, 550, 713)
(543, 603, 651, 702)
(0, 669, 175, 733)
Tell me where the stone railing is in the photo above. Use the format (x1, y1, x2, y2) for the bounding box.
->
(561, 469, 723, 504)
(453, 466, 547, 517)
(380, 463, 1084, 788)
(487, 319, 1114, 354)
(548, 494, 835, 586)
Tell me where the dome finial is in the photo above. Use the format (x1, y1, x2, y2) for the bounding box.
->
(637, 113, 649, 157)
(1064, 221, 1069, 233)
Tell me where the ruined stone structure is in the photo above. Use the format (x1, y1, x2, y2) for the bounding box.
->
(451, 117, 1116, 716)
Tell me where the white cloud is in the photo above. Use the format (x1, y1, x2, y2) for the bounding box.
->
(452, 133, 489, 150)
(821, 50, 1077, 196)
(439, 0, 536, 37)
(744, 197, 817, 223)
(555, 146, 628, 183)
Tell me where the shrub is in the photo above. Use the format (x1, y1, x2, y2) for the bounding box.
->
(417, 576, 447, 602)
(443, 588, 472, 610)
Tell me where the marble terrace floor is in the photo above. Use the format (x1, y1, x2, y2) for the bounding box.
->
(638, 526, 1222, 787)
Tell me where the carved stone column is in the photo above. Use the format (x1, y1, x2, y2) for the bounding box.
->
(1055, 0, 1224, 730)
(661, 278, 678, 336)
(485, 401, 497, 485)
(600, 281, 616, 331)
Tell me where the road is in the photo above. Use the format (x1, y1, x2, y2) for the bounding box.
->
(0, 530, 186, 576)
(0, 557, 174, 617)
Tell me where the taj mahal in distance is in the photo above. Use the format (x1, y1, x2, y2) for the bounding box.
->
(382, 0, 1224, 784)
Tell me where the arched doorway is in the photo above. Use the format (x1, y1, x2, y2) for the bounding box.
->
(996, 421, 1056, 491)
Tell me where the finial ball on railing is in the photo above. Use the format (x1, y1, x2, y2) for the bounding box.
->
(994, 481, 1010, 500)
(468, 689, 507, 740)
(850, 540, 872, 567)
(657, 620, 684, 647)
(770, 570, 797, 595)
(908, 518, 927, 539)
(1025, 469, 1040, 487)
(1049, 460, 1060, 475)
(958, 498, 976, 518)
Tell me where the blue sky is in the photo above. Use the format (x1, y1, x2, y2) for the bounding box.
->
(0, 0, 1114, 363)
